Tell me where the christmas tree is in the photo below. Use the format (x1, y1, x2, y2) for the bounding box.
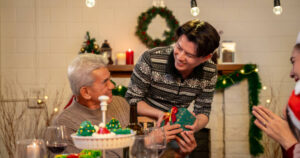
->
(106, 118, 121, 130)
(77, 121, 96, 136)
(79, 32, 101, 54)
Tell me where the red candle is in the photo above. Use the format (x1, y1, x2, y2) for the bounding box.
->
(126, 49, 134, 65)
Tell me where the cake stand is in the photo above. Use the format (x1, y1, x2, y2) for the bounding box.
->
(71, 95, 136, 158)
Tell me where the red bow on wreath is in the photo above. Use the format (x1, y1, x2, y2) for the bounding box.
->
(163, 107, 178, 124)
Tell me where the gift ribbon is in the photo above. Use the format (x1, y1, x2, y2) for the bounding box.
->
(163, 107, 178, 124)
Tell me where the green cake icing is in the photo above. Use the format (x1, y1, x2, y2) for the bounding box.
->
(111, 128, 132, 135)
(77, 121, 96, 136)
(106, 118, 121, 130)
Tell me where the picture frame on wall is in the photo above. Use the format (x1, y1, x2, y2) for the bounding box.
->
(219, 41, 236, 64)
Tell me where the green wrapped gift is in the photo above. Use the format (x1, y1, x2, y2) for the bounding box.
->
(160, 107, 196, 131)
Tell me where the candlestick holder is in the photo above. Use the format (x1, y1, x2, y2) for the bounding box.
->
(16, 139, 47, 158)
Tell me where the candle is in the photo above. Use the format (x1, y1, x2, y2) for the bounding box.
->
(116, 53, 126, 65)
(27, 142, 40, 158)
(126, 49, 134, 65)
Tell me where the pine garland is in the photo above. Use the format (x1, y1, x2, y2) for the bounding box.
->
(215, 64, 263, 156)
(135, 7, 179, 48)
(112, 64, 263, 156)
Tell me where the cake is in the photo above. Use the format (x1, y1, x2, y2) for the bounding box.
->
(72, 118, 135, 150)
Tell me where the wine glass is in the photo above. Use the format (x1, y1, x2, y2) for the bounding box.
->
(15, 139, 47, 158)
(131, 135, 152, 158)
(144, 127, 167, 158)
(44, 125, 68, 156)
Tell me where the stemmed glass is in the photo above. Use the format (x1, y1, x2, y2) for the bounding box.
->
(15, 139, 47, 158)
(144, 127, 167, 158)
(44, 125, 68, 156)
(131, 135, 152, 158)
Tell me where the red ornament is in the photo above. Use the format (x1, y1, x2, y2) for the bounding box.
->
(142, 32, 146, 35)
(236, 73, 239, 77)
(97, 127, 110, 134)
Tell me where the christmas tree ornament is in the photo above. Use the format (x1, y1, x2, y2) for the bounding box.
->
(94, 44, 99, 50)
(80, 48, 85, 53)
(79, 32, 101, 54)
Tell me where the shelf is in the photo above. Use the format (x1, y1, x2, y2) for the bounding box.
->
(108, 64, 245, 78)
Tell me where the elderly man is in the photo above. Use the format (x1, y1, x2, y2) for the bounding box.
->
(53, 53, 115, 153)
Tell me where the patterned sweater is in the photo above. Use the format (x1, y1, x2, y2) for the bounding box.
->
(125, 46, 217, 117)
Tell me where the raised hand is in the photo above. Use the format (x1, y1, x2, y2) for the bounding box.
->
(252, 105, 297, 150)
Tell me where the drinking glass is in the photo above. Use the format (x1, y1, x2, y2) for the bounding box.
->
(44, 125, 68, 155)
(131, 135, 152, 158)
(15, 139, 47, 158)
(144, 127, 167, 158)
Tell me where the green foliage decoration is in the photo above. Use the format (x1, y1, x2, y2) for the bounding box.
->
(136, 7, 179, 48)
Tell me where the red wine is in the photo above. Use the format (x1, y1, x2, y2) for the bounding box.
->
(47, 143, 67, 153)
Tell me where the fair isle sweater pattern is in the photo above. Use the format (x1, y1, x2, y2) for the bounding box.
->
(125, 46, 217, 117)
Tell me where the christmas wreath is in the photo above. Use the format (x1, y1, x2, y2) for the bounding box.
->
(136, 7, 179, 48)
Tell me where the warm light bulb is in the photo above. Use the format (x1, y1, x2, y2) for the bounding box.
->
(266, 99, 271, 103)
(273, 6, 282, 15)
(262, 86, 267, 90)
(118, 85, 122, 90)
(190, 7, 200, 16)
(54, 108, 58, 112)
(255, 68, 258, 72)
(37, 99, 43, 104)
(44, 96, 48, 100)
(86, 0, 95, 8)
(222, 80, 226, 85)
(240, 69, 245, 74)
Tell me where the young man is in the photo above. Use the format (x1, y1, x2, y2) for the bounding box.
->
(125, 19, 220, 156)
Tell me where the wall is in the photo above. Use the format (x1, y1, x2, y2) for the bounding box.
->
(1, 0, 300, 157)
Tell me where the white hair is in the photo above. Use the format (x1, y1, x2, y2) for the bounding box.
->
(68, 54, 107, 95)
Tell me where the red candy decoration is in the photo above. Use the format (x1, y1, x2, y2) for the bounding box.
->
(97, 127, 110, 134)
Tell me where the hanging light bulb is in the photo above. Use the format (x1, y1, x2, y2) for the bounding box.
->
(190, 0, 200, 17)
(86, 0, 96, 8)
(273, 0, 282, 15)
